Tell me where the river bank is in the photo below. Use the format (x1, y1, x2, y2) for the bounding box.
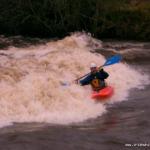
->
(0, 0, 150, 40)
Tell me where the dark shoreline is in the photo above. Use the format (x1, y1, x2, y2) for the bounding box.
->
(0, 0, 150, 41)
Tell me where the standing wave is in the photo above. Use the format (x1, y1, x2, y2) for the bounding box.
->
(0, 32, 149, 128)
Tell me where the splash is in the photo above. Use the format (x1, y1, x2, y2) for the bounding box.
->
(0, 32, 149, 127)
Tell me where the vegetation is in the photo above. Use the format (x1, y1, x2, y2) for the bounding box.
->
(0, 0, 150, 40)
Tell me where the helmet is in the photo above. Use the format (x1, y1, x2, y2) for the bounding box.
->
(90, 62, 97, 68)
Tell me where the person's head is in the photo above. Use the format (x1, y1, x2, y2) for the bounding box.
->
(90, 63, 97, 74)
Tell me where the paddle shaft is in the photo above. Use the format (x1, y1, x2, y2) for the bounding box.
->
(75, 66, 103, 82)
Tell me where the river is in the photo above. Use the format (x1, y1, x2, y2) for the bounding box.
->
(0, 32, 149, 150)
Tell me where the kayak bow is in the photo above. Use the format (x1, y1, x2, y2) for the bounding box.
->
(91, 86, 113, 100)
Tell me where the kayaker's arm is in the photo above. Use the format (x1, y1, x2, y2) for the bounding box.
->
(79, 75, 92, 86)
(98, 68, 109, 79)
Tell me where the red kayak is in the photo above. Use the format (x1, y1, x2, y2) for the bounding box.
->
(91, 86, 113, 100)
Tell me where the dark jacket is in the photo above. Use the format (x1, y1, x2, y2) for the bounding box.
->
(79, 69, 109, 90)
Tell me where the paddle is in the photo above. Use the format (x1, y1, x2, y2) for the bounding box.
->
(61, 54, 122, 86)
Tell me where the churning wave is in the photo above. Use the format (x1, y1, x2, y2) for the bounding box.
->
(0, 32, 149, 128)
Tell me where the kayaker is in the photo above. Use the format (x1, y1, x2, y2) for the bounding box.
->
(78, 63, 109, 91)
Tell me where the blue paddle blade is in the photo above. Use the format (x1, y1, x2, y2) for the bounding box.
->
(103, 54, 122, 67)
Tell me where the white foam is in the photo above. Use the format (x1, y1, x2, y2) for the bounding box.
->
(0, 33, 149, 127)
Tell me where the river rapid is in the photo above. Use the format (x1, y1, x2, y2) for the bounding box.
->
(0, 33, 149, 150)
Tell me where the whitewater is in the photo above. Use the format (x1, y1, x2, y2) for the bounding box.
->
(0, 33, 149, 128)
